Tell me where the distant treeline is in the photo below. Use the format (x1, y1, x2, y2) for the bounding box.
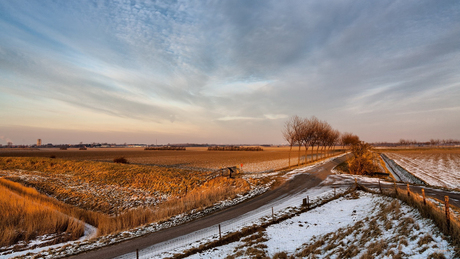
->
(144, 146, 186, 151)
(372, 138, 460, 147)
(207, 146, 263, 151)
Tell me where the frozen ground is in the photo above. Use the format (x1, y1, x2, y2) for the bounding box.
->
(385, 152, 460, 190)
(186, 191, 455, 259)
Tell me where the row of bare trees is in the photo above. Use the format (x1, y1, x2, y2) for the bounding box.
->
(282, 115, 360, 168)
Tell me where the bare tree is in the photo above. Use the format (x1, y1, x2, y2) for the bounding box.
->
(318, 121, 332, 159)
(326, 129, 340, 157)
(282, 119, 296, 168)
(291, 116, 305, 166)
(306, 117, 321, 161)
(299, 117, 315, 163)
(283, 115, 352, 166)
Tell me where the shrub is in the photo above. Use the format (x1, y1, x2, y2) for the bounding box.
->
(113, 157, 129, 164)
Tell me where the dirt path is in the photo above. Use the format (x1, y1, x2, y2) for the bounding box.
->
(69, 156, 346, 259)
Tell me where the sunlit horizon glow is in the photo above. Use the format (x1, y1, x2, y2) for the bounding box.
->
(1, 1, 459, 145)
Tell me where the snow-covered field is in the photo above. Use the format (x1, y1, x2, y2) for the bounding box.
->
(186, 192, 455, 259)
(385, 152, 460, 189)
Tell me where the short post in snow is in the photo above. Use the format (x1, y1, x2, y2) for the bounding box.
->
(307, 196, 310, 209)
(407, 184, 410, 197)
(136, 249, 139, 259)
(303, 198, 307, 207)
(219, 224, 222, 239)
(422, 189, 426, 205)
(445, 196, 450, 230)
(334, 186, 336, 196)
(272, 207, 274, 222)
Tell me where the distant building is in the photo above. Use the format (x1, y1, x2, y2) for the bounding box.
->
(7, 142, 13, 147)
(37, 139, 42, 146)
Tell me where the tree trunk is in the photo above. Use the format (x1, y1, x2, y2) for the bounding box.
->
(298, 145, 301, 166)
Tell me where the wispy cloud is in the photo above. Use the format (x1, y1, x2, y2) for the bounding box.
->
(0, 0, 459, 144)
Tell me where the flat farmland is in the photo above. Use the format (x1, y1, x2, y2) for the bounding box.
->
(0, 146, 334, 173)
(384, 148, 460, 190)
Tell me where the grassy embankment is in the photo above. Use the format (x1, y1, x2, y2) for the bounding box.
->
(359, 183, 460, 257)
(0, 157, 254, 237)
(0, 179, 84, 248)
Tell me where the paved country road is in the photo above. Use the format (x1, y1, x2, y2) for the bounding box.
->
(69, 155, 347, 259)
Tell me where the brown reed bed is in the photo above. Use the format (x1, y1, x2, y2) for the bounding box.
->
(0, 184, 84, 248)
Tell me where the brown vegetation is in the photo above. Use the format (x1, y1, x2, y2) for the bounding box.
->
(207, 146, 263, 151)
(113, 157, 129, 164)
(347, 142, 380, 175)
(359, 183, 460, 257)
(0, 179, 84, 248)
(0, 156, 212, 214)
(144, 146, 186, 151)
(0, 162, 253, 239)
(0, 147, 296, 173)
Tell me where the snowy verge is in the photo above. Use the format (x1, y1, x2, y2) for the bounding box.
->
(187, 191, 456, 259)
(133, 184, 355, 259)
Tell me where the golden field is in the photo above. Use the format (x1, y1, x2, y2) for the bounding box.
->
(0, 146, 340, 172)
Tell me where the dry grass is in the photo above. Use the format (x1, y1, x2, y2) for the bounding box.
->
(0, 146, 342, 173)
(0, 182, 84, 248)
(0, 157, 214, 214)
(0, 175, 250, 241)
(359, 183, 460, 257)
(97, 176, 250, 235)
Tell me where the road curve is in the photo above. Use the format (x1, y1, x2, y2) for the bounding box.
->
(69, 155, 347, 259)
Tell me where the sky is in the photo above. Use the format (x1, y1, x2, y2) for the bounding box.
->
(0, 0, 459, 145)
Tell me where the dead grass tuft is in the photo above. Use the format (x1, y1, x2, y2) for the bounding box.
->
(418, 233, 434, 246)
(428, 252, 447, 259)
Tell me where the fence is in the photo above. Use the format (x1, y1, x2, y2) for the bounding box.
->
(116, 185, 351, 259)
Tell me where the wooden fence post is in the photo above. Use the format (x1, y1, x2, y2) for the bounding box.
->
(422, 189, 426, 205)
(407, 184, 410, 197)
(303, 198, 307, 207)
(219, 224, 222, 239)
(445, 196, 450, 230)
(307, 196, 310, 209)
(136, 249, 139, 259)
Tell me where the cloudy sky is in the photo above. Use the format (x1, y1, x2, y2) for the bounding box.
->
(1, 0, 459, 145)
